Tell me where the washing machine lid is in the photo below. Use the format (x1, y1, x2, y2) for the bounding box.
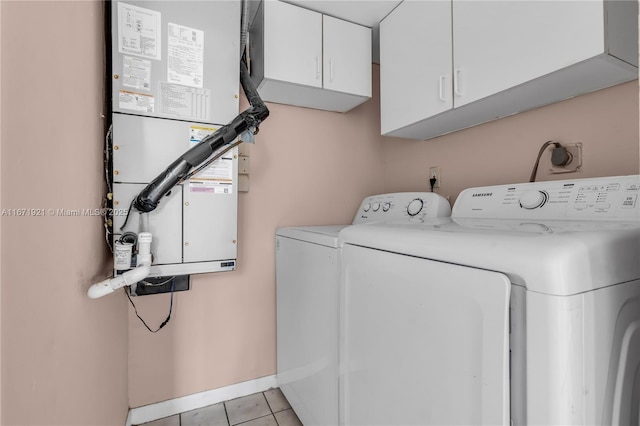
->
(276, 225, 347, 248)
(339, 216, 640, 296)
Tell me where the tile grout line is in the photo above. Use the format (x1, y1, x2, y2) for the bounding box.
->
(232, 413, 277, 426)
(263, 391, 273, 413)
(264, 391, 281, 426)
(224, 400, 230, 426)
(139, 389, 298, 426)
(263, 391, 281, 426)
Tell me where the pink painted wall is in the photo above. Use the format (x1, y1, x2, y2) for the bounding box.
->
(127, 69, 386, 408)
(1, 1, 129, 425)
(0, 0, 637, 419)
(382, 80, 639, 202)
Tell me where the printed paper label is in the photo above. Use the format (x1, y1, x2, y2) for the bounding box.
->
(168, 23, 204, 88)
(117, 3, 161, 60)
(123, 56, 151, 90)
(160, 82, 210, 121)
(189, 125, 234, 194)
(119, 90, 154, 113)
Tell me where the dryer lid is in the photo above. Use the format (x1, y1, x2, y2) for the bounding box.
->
(338, 216, 640, 296)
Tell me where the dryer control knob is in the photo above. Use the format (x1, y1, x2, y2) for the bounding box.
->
(407, 198, 424, 216)
(519, 190, 548, 209)
(373, 202, 381, 212)
(383, 202, 391, 212)
(363, 203, 371, 212)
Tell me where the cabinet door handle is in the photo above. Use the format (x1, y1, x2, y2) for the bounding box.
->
(330, 59, 334, 82)
(439, 75, 446, 101)
(316, 57, 321, 80)
(454, 68, 463, 97)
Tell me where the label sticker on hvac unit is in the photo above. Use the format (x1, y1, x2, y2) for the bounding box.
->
(188, 125, 234, 194)
(119, 90, 154, 113)
(117, 3, 161, 61)
(160, 82, 210, 121)
(167, 23, 204, 88)
(122, 56, 151, 90)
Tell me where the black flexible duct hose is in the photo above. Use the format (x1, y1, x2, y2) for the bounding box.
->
(133, 60, 268, 213)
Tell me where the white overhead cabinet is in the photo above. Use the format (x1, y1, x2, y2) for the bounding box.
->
(380, 0, 639, 140)
(380, 1, 452, 136)
(250, 0, 372, 113)
(322, 15, 371, 99)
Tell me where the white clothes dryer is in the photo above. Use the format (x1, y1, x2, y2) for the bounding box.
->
(275, 192, 451, 426)
(339, 175, 640, 426)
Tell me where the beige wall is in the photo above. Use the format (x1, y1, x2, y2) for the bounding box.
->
(0, 0, 638, 420)
(382, 80, 640, 202)
(1, 2, 129, 425)
(128, 68, 386, 408)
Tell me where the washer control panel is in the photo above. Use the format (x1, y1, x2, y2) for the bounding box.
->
(352, 192, 451, 224)
(454, 175, 640, 220)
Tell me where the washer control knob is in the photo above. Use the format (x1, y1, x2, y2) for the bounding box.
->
(372, 202, 381, 212)
(407, 198, 424, 216)
(519, 190, 548, 209)
(383, 202, 391, 212)
(363, 203, 371, 212)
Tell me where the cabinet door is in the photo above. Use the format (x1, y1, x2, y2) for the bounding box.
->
(323, 15, 371, 97)
(453, 0, 604, 107)
(379, 0, 452, 135)
(264, 0, 322, 88)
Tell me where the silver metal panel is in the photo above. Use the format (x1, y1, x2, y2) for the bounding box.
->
(113, 114, 225, 183)
(150, 261, 235, 277)
(112, 183, 183, 267)
(110, 1, 241, 275)
(182, 147, 238, 263)
(111, 0, 240, 124)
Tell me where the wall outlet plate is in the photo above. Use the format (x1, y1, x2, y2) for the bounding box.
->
(549, 143, 582, 174)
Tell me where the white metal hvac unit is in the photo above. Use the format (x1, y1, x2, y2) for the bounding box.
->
(109, 1, 241, 277)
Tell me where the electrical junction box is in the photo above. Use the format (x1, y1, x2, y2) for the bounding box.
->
(109, 1, 241, 277)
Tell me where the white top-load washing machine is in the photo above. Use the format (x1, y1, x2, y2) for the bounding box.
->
(275, 193, 451, 426)
(339, 175, 640, 426)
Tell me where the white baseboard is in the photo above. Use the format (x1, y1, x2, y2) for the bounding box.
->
(126, 374, 278, 426)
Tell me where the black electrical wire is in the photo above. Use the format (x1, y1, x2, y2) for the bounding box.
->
(104, 125, 114, 251)
(140, 276, 176, 287)
(119, 198, 136, 231)
(529, 140, 561, 182)
(119, 232, 137, 246)
(125, 277, 175, 333)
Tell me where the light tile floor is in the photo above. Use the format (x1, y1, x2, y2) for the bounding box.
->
(136, 388, 303, 426)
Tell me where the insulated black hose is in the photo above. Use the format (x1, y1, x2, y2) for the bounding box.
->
(133, 60, 269, 213)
